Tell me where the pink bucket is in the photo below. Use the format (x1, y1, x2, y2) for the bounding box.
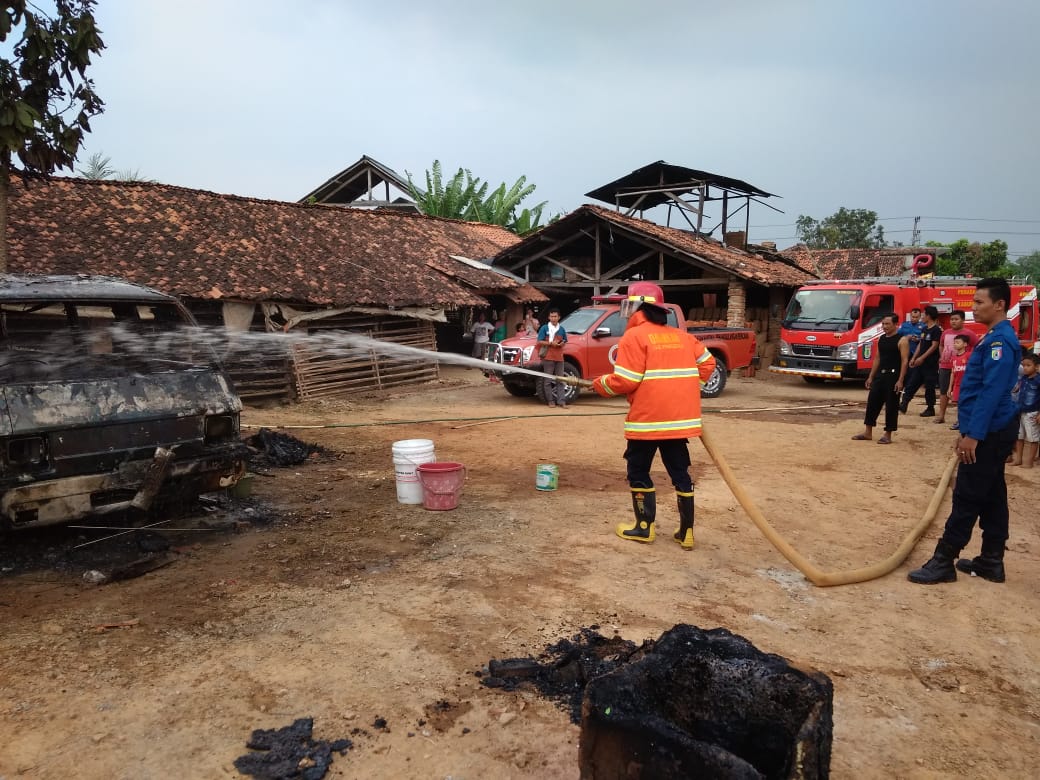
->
(416, 462, 467, 511)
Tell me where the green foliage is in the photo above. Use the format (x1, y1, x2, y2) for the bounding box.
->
(927, 238, 1014, 278)
(1, 1, 105, 175)
(1012, 250, 1040, 286)
(405, 160, 549, 235)
(79, 151, 154, 182)
(795, 207, 885, 249)
(1, 0, 105, 270)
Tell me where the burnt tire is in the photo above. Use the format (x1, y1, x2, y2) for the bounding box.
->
(537, 362, 581, 405)
(700, 362, 728, 398)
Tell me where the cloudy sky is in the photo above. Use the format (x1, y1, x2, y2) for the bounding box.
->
(76, 0, 1039, 258)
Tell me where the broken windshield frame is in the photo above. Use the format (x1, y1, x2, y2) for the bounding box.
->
(1, 299, 223, 382)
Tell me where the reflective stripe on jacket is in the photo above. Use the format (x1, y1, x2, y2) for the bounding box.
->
(592, 311, 717, 440)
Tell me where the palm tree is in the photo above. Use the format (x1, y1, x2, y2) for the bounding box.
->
(79, 151, 154, 182)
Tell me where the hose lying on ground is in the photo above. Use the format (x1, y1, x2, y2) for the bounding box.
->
(699, 426, 959, 587)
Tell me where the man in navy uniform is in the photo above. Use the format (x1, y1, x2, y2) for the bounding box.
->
(908, 278, 1021, 584)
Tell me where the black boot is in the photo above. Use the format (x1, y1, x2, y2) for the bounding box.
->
(908, 540, 959, 584)
(673, 490, 695, 550)
(616, 488, 655, 544)
(955, 538, 1006, 583)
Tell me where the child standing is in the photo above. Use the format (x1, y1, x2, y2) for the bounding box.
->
(948, 334, 972, 430)
(1010, 352, 1040, 466)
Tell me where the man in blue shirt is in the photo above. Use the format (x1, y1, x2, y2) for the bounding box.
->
(896, 307, 926, 346)
(909, 278, 1021, 584)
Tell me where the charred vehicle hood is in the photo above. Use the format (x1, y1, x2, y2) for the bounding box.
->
(0, 369, 241, 436)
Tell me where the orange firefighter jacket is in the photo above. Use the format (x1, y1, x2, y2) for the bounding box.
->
(592, 311, 717, 440)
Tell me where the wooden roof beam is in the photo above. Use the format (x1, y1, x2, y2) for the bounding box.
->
(503, 231, 585, 272)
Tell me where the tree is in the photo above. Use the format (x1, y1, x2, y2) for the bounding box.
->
(795, 207, 885, 249)
(405, 160, 549, 236)
(928, 238, 1016, 278)
(0, 1, 105, 271)
(79, 151, 154, 182)
(1012, 250, 1040, 286)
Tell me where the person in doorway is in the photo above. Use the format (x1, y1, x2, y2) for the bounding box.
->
(491, 312, 507, 344)
(1009, 352, 1040, 467)
(591, 282, 716, 550)
(523, 308, 540, 336)
(537, 309, 569, 408)
(948, 334, 972, 430)
(899, 305, 942, 416)
(470, 312, 495, 358)
(935, 310, 978, 424)
(908, 278, 1021, 585)
(851, 313, 908, 444)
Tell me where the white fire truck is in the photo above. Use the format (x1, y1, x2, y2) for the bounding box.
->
(770, 276, 1039, 383)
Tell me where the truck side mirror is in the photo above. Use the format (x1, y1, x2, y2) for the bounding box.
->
(849, 305, 860, 322)
(592, 327, 612, 338)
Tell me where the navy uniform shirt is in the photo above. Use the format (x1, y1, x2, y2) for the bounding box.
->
(958, 319, 1021, 440)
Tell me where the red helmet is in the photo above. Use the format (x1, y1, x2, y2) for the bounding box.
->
(620, 281, 665, 318)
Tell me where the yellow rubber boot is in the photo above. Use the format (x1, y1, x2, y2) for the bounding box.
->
(616, 488, 655, 543)
(673, 491, 695, 550)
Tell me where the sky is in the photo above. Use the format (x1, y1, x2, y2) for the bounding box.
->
(64, 0, 1040, 260)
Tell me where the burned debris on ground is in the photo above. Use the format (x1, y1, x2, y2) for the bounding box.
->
(234, 717, 352, 780)
(246, 429, 335, 469)
(481, 626, 639, 723)
(0, 496, 281, 580)
(484, 624, 834, 779)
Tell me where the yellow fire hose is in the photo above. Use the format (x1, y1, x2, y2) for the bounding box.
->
(699, 427, 960, 587)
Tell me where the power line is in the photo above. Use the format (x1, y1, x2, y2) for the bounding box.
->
(881, 216, 1040, 224)
(751, 216, 1040, 229)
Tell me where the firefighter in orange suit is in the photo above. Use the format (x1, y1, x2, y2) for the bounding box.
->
(592, 282, 717, 549)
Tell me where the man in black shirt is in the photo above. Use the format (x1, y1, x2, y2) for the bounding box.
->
(899, 305, 942, 416)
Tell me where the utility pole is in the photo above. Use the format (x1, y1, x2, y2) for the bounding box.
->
(911, 216, 921, 247)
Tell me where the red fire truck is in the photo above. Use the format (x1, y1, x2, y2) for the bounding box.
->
(770, 276, 1039, 383)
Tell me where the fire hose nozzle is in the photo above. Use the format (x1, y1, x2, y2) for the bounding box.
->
(560, 376, 594, 389)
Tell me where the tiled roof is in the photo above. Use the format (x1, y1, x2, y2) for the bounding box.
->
(426, 255, 546, 303)
(549, 205, 816, 287)
(780, 246, 930, 280)
(6, 177, 522, 308)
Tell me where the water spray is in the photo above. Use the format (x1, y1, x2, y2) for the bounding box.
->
(96, 324, 593, 387)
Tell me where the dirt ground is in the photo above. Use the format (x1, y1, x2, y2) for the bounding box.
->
(2, 367, 1039, 779)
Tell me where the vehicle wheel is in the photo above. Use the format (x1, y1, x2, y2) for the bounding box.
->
(538, 363, 582, 405)
(502, 378, 537, 397)
(700, 363, 728, 398)
(802, 376, 827, 385)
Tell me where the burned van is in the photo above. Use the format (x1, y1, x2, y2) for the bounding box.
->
(1, 274, 247, 530)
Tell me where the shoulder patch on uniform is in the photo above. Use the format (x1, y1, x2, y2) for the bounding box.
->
(991, 344, 1002, 361)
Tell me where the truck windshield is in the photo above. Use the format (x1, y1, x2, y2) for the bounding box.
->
(782, 289, 862, 332)
(560, 307, 607, 335)
(0, 300, 222, 382)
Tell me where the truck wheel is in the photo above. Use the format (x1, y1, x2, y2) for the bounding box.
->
(700, 363, 727, 398)
(503, 378, 536, 397)
(538, 363, 581, 405)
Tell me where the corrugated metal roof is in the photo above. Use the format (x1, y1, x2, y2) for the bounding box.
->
(585, 161, 775, 210)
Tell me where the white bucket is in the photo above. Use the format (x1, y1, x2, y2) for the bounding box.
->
(392, 439, 436, 504)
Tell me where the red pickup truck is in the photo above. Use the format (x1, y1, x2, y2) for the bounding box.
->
(485, 296, 757, 404)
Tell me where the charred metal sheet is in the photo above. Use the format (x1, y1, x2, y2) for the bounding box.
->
(1, 450, 246, 528)
(2, 371, 241, 435)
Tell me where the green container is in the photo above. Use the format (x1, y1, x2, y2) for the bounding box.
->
(536, 463, 558, 491)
